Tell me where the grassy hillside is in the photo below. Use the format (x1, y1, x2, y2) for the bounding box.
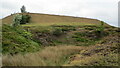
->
(2, 24, 40, 54)
(2, 13, 118, 66)
(64, 32, 119, 66)
(2, 13, 109, 26)
(2, 24, 119, 66)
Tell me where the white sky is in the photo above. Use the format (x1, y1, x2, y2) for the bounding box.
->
(0, 0, 119, 27)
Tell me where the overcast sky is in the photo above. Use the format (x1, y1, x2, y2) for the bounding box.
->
(0, 0, 119, 27)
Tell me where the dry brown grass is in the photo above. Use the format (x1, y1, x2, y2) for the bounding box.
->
(2, 13, 107, 26)
(2, 45, 85, 66)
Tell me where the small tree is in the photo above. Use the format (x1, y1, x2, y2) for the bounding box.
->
(21, 5, 27, 13)
(20, 5, 31, 24)
(12, 6, 31, 26)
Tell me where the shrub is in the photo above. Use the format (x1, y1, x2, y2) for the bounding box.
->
(12, 14, 31, 26)
(12, 14, 22, 27)
(53, 28, 63, 36)
(20, 15, 31, 24)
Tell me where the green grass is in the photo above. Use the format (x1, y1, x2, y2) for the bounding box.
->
(2, 24, 41, 54)
(22, 24, 107, 46)
(2, 12, 118, 66)
(72, 31, 100, 46)
(2, 23, 110, 55)
(2, 19, 118, 66)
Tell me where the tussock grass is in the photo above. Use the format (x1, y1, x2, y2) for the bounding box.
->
(3, 45, 84, 66)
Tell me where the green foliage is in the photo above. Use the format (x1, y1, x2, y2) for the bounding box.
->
(53, 28, 64, 36)
(20, 5, 31, 24)
(12, 14, 31, 27)
(75, 38, 88, 42)
(12, 14, 22, 27)
(20, 15, 31, 24)
(2, 24, 40, 55)
(21, 5, 27, 13)
(21, 30, 32, 39)
(72, 31, 100, 46)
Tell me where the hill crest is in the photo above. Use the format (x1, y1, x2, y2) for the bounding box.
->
(2, 13, 109, 26)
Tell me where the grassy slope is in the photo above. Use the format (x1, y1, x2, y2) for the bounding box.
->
(2, 13, 118, 66)
(24, 25, 105, 46)
(2, 13, 109, 26)
(2, 24, 40, 54)
(64, 26, 119, 66)
(2, 24, 119, 66)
